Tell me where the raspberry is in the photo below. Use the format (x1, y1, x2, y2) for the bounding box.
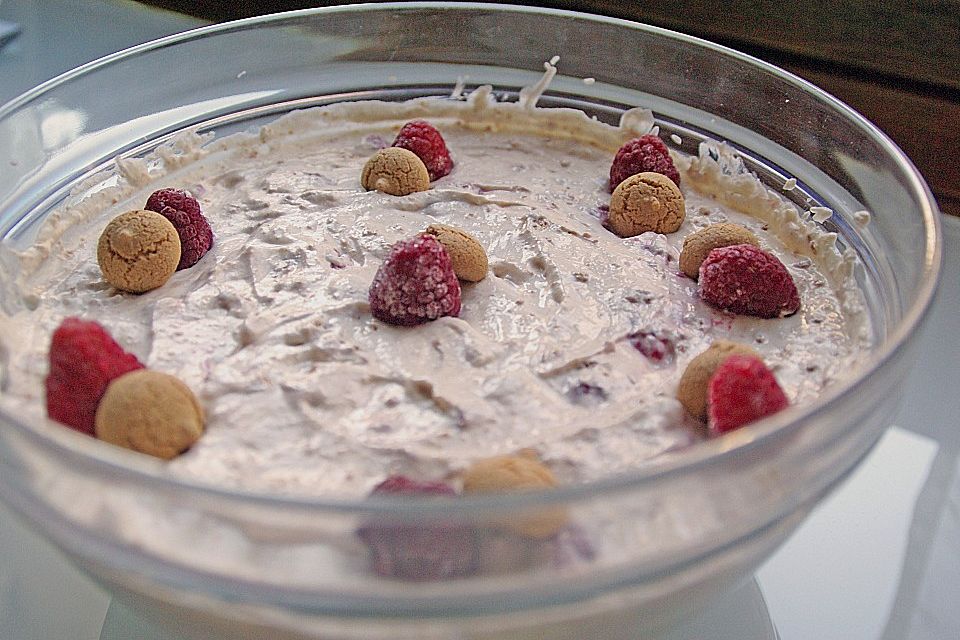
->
(609, 134, 680, 191)
(45, 317, 144, 435)
(707, 354, 789, 434)
(698, 244, 800, 318)
(567, 381, 607, 405)
(144, 188, 213, 270)
(369, 475, 455, 497)
(356, 475, 475, 581)
(392, 120, 454, 181)
(629, 330, 676, 364)
(368, 234, 461, 326)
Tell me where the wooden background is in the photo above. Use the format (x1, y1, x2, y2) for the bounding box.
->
(142, 0, 960, 217)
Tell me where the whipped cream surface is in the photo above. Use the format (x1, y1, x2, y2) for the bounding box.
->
(0, 80, 872, 497)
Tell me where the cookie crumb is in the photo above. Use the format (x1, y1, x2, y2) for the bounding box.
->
(607, 172, 685, 237)
(463, 454, 566, 539)
(677, 340, 761, 421)
(97, 210, 180, 293)
(679, 223, 759, 279)
(424, 223, 488, 282)
(361, 147, 430, 196)
(95, 369, 204, 459)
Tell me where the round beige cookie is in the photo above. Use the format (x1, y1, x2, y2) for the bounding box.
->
(607, 171, 685, 237)
(677, 340, 761, 421)
(424, 223, 488, 282)
(679, 223, 760, 279)
(462, 454, 566, 539)
(97, 209, 180, 293)
(95, 369, 204, 460)
(361, 147, 430, 196)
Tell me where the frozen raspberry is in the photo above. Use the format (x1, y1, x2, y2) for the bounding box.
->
(392, 120, 454, 181)
(707, 354, 789, 434)
(369, 475, 456, 497)
(45, 317, 145, 435)
(368, 234, 461, 326)
(567, 381, 607, 405)
(609, 134, 680, 191)
(629, 331, 676, 364)
(356, 475, 475, 581)
(144, 188, 213, 270)
(698, 244, 800, 318)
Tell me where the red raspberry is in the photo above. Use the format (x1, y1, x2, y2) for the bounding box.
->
(144, 188, 213, 270)
(356, 475, 475, 580)
(369, 475, 457, 497)
(392, 120, 454, 181)
(609, 134, 680, 191)
(368, 234, 461, 326)
(698, 244, 800, 318)
(45, 317, 145, 435)
(629, 330, 676, 364)
(567, 381, 607, 405)
(708, 354, 789, 434)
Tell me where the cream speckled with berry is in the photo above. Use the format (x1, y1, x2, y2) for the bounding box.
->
(0, 82, 870, 496)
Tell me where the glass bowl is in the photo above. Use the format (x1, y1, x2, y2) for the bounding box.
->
(0, 4, 941, 639)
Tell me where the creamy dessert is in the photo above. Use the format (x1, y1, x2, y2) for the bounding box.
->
(0, 65, 871, 497)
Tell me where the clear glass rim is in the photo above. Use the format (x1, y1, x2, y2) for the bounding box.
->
(0, 2, 943, 517)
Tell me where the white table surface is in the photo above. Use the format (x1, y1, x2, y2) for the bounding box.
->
(1, 2, 958, 638)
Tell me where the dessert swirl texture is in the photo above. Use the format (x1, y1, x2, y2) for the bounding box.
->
(0, 85, 870, 496)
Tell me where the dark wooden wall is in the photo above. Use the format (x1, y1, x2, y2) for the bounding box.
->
(141, 0, 959, 217)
